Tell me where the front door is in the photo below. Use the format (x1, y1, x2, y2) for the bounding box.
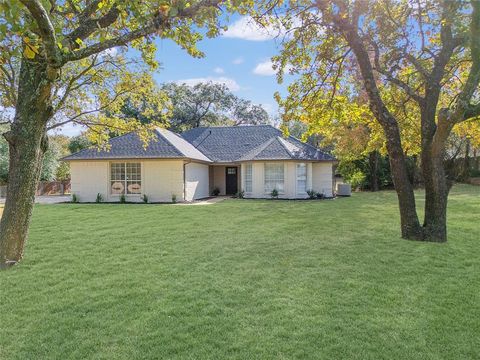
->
(225, 167, 238, 195)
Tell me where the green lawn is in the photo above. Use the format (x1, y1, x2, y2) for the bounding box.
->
(1, 185, 479, 359)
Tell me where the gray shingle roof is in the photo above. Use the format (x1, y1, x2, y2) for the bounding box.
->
(182, 125, 335, 162)
(63, 128, 211, 162)
(63, 125, 334, 162)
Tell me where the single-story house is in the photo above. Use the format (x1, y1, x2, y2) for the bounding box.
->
(63, 125, 335, 202)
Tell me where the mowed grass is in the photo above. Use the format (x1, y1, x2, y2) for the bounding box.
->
(1, 185, 479, 359)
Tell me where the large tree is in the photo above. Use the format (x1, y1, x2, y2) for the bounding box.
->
(0, 0, 244, 268)
(161, 82, 270, 131)
(258, 0, 480, 242)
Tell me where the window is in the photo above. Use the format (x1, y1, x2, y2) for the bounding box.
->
(296, 163, 307, 193)
(244, 164, 252, 192)
(264, 163, 284, 193)
(110, 162, 141, 195)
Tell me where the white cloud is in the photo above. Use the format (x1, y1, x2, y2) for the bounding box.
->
(213, 67, 225, 74)
(253, 60, 293, 76)
(175, 76, 240, 91)
(253, 60, 277, 76)
(223, 16, 285, 41)
(232, 57, 244, 65)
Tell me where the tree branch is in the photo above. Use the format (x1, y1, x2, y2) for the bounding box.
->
(19, 0, 61, 67)
(62, 0, 222, 64)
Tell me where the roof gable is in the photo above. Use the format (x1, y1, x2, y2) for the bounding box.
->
(182, 125, 335, 162)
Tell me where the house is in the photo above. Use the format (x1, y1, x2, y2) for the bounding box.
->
(63, 125, 335, 202)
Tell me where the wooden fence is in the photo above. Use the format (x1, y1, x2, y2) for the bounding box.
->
(0, 180, 71, 198)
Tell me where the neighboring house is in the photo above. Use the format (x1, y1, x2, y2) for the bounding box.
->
(63, 125, 335, 202)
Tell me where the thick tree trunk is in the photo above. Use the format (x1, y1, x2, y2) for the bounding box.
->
(0, 58, 55, 268)
(369, 151, 380, 192)
(384, 128, 423, 240)
(420, 107, 452, 243)
(462, 139, 471, 180)
(422, 156, 450, 242)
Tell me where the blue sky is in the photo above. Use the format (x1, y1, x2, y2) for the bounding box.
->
(59, 16, 291, 136)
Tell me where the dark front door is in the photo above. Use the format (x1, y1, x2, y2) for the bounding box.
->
(225, 167, 238, 195)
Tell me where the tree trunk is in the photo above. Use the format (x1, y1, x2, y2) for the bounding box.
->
(462, 139, 471, 180)
(422, 155, 450, 242)
(369, 151, 380, 191)
(474, 148, 479, 172)
(342, 28, 423, 241)
(420, 108, 452, 243)
(0, 58, 55, 268)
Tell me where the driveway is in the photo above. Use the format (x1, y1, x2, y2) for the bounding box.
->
(0, 195, 71, 204)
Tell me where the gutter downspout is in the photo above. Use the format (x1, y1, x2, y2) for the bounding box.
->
(183, 159, 191, 201)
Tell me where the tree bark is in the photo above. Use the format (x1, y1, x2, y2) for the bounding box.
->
(0, 57, 55, 268)
(420, 108, 453, 243)
(462, 139, 471, 180)
(368, 151, 380, 191)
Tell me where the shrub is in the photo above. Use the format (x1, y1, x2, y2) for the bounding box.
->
(270, 188, 279, 199)
(142, 194, 148, 203)
(236, 190, 245, 199)
(348, 170, 367, 190)
(316, 192, 325, 199)
(119, 194, 126, 203)
(306, 189, 316, 199)
(72, 193, 79, 203)
(212, 187, 220, 196)
(171, 194, 177, 203)
(95, 193, 103, 203)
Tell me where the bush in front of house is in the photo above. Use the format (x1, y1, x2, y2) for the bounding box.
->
(119, 194, 126, 203)
(235, 190, 245, 199)
(270, 188, 279, 199)
(212, 187, 220, 196)
(171, 194, 177, 203)
(72, 193, 79, 203)
(142, 194, 148, 203)
(307, 189, 316, 199)
(96, 193, 103, 203)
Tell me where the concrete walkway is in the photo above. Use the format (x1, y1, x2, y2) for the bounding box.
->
(174, 196, 229, 206)
(0, 195, 71, 204)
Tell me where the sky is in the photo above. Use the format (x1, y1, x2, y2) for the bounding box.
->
(58, 16, 292, 137)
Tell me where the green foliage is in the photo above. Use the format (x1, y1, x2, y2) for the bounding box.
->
(71, 194, 79, 203)
(171, 194, 177, 204)
(68, 135, 91, 154)
(270, 188, 279, 199)
(0, 131, 71, 182)
(160, 82, 270, 132)
(119, 194, 126, 203)
(306, 189, 316, 199)
(212, 187, 220, 196)
(96, 193, 103, 203)
(142, 194, 149, 204)
(348, 171, 367, 191)
(236, 190, 245, 199)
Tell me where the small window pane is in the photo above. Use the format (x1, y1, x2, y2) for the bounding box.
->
(244, 164, 252, 192)
(264, 163, 284, 193)
(296, 163, 307, 193)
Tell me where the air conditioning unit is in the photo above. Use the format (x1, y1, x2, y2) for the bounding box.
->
(336, 183, 351, 197)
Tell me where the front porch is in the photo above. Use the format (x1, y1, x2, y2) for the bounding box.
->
(209, 164, 241, 196)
